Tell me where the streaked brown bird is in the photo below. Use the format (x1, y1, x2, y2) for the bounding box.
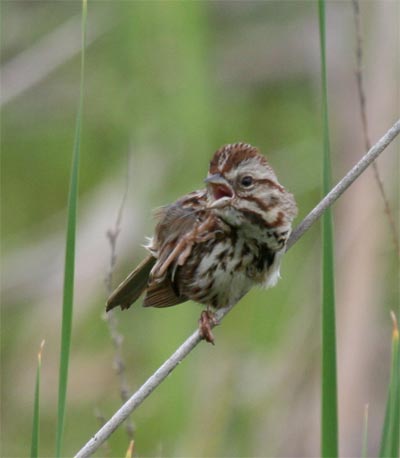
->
(107, 143, 297, 343)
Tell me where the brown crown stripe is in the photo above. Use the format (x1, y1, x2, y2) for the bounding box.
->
(222, 148, 265, 174)
(209, 143, 268, 174)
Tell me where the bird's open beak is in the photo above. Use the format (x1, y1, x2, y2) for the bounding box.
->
(204, 173, 234, 204)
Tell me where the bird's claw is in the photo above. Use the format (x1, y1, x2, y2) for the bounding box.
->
(198, 310, 219, 345)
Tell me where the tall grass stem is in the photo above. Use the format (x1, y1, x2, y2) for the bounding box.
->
(55, 1, 87, 456)
(318, 1, 338, 456)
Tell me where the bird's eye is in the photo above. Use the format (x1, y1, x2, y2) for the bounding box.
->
(241, 176, 253, 187)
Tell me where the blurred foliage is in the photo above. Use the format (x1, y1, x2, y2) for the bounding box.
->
(1, 1, 397, 457)
(2, 1, 317, 246)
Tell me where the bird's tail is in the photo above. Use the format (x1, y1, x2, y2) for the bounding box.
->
(106, 255, 156, 311)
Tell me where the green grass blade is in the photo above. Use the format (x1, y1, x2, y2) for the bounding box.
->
(55, 1, 87, 456)
(379, 312, 400, 457)
(30, 340, 45, 458)
(318, 1, 338, 457)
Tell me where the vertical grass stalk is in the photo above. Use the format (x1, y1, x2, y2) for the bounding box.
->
(30, 340, 45, 458)
(318, 1, 338, 456)
(55, 1, 87, 456)
(379, 312, 400, 457)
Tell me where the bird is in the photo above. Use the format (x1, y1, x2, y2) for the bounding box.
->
(106, 143, 297, 343)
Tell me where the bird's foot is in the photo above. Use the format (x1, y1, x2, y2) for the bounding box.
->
(198, 309, 219, 345)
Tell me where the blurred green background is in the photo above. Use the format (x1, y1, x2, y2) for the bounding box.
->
(1, 1, 398, 457)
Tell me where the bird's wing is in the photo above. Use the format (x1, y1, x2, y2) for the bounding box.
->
(107, 190, 209, 311)
(150, 191, 208, 278)
(143, 191, 208, 308)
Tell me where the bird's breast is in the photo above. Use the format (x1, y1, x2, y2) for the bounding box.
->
(178, 232, 274, 308)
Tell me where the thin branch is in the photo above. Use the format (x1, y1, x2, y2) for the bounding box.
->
(104, 152, 135, 440)
(93, 408, 111, 457)
(351, 0, 400, 257)
(74, 118, 400, 458)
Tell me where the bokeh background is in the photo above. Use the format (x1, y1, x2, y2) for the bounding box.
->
(1, 1, 399, 457)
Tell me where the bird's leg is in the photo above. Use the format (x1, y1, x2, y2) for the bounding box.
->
(198, 306, 219, 345)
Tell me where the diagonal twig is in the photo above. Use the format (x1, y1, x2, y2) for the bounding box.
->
(75, 118, 400, 458)
(351, 0, 400, 257)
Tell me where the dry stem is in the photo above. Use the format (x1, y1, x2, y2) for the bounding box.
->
(287, 119, 400, 249)
(104, 153, 135, 440)
(75, 118, 400, 458)
(351, 0, 400, 257)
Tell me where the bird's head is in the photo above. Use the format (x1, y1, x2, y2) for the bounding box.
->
(205, 143, 297, 235)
